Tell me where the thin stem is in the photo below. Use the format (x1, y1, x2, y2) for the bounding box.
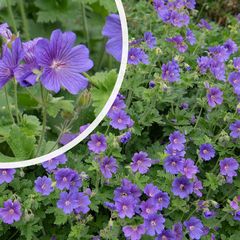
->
(81, 3, 89, 47)
(194, 107, 203, 129)
(6, 0, 17, 33)
(36, 85, 47, 156)
(18, 0, 30, 40)
(4, 86, 15, 124)
(13, 80, 20, 123)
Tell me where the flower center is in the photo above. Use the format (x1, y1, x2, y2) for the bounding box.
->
(9, 209, 14, 215)
(51, 60, 65, 71)
(65, 201, 71, 206)
(162, 236, 167, 240)
(224, 165, 229, 171)
(203, 149, 208, 154)
(137, 160, 142, 166)
(151, 220, 156, 226)
(173, 138, 178, 143)
(158, 197, 163, 202)
(63, 177, 67, 182)
(118, 118, 122, 123)
(171, 161, 176, 166)
(41, 184, 46, 190)
(2, 170, 7, 175)
(180, 184, 185, 190)
(96, 141, 101, 147)
(122, 205, 127, 211)
(130, 55, 135, 60)
(146, 208, 151, 214)
(189, 225, 195, 231)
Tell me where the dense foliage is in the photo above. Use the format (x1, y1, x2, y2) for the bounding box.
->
(0, 0, 240, 240)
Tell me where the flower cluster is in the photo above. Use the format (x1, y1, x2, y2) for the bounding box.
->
(0, 24, 93, 94)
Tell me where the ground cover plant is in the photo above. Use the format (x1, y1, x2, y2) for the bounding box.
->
(0, 0, 119, 162)
(0, 0, 240, 239)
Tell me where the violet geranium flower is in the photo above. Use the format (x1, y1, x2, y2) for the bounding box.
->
(219, 157, 239, 183)
(0, 169, 16, 184)
(144, 32, 156, 49)
(199, 143, 215, 161)
(57, 192, 78, 214)
(144, 213, 165, 236)
(122, 224, 145, 240)
(162, 59, 180, 83)
(164, 155, 184, 174)
(128, 47, 149, 65)
(207, 87, 223, 108)
(130, 151, 152, 174)
(0, 200, 22, 224)
(109, 110, 131, 130)
(169, 131, 186, 151)
(99, 156, 118, 179)
(102, 14, 122, 62)
(0, 38, 24, 89)
(229, 120, 240, 139)
(35, 29, 93, 94)
(171, 176, 193, 199)
(87, 133, 107, 154)
(115, 196, 136, 219)
(34, 176, 54, 196)
(184, 217, 204, 240)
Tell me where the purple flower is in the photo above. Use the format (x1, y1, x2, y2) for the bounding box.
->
(55, 168, 81, 191)
(110, 110, 131, 130)
(0, 169, 16, 184)
(203, 210, 216, 219)
(209, 59, 225, 81)
(14, 38, 42, 87)
(128, 48, 149, 65)
(153, 191, 170, 210)
(199, 143, 215, 161)
(230, 120, 240, 139)
(73, 192, 91, 214)
(228, 72, 240, 95)
(144, 183, 160, 197)
(149, 80, 156, 88)
(207, 87, 223, 108)
(173, 222, 183, 240)
(156, 229, 176, 240)
(57, 192, 78, 214)
(99, 156, 118, 179)
(220, 157, 239, 183)
(170, 11, 190, 28)
(223, 39, 238, 56)
(140, 198, 159, 218)
(144, 213, 165, 236)
(0, 200, 22, 224)
(115, 196, 136, 218)
(144, 32, 156, 49)
(184, 217, 204, 240)
(234, 211, 240, 221)
(35, 29, 93, 94)
(122, 225, 145, 240)
(169, 131, 186, 151)
(198, 19, 212, 30)
(172, 176, 193, 199)
(233, 57, 240, 71)
(209, 45, 229, 62)
(130, 151, 152, 174)
(197, 56, 210, 74)
(162, 59, 180, 82)
(120, 131, 132, 144)
(88, 134, 107, 154)
(108, 94, 126, 117)
(180, 159, 199, 179)
(0, 38, 24, 89)
(42, 154, 67, 171)
(186, 28, 196, 45)
(104, 202, 116, 211)
(193, 178, 203, 197)
(165, 144, 186, 157)
(102, 14, 122, 62)
(164, 156, 184, 174)
(34, 176, 54, 196)
(0, 23, 12, 42)
(166, 35, 188, 53)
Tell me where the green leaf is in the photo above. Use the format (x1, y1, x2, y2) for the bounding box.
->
(7, 125, 36, 159)
(91, 69, 117, 116)
(47, 97, 74, 118)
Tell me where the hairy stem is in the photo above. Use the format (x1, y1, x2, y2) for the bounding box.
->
(81, 3, 89, 47)
(4, 86, 15, 124)
(18, 0, 30, 40)
(6, 0, 17, 33)
(36, 85, 47, 156)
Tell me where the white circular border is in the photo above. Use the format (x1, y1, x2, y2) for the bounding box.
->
(0, 0, 128, 169)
